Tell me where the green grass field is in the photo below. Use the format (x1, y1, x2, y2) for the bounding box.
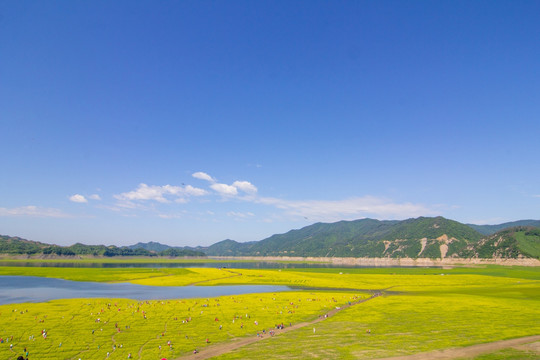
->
(0, 264, 538, 359)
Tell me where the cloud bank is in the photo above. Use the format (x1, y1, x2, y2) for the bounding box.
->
(0, 206, 71, 218)
(192, 172, 258, 197)
(256, 196, 434, 222)
(114, 183, 207, 203)
(109, 171, 433, 223)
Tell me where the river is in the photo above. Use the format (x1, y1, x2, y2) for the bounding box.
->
(0, 276, 291, 305)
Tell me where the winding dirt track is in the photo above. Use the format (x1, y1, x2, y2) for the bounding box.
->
(377, 335, 540, 360)
(173, 292, 381, 359)
(170, 286, 539, 360)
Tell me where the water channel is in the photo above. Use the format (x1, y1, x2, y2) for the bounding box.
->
(0, 276, 291, 305)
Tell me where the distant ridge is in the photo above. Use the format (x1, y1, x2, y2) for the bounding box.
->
(467, 220, 540, 235)
(128, 241, 176, 253)
(0, 236, 205, 257)
(204, 217, 540, 260)
(1, 217, 538, 260)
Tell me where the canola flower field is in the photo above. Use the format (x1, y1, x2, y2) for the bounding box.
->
(0, 263, 538, 359)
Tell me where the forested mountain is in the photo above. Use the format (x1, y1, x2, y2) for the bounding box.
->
(205, 217, 539, 259)
(1, 217, 538, 259)
(128, 241, 205, 257)
(128, 241, 177, 253)
(0, 235, 48, 255)
(0, 236, 205, 257)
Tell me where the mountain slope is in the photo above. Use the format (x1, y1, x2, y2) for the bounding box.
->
(458, 227, 540, 259)
(0, 235, 48, 254)
(128, 241, 207, 257)
(467, 220, 540, 235)
(0, 236, 205, 257)
(207, 217, 490, 259)
(128, 241, 174, 252)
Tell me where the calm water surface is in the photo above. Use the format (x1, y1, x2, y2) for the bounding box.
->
(0, 276, 291, 305)
(0, 261, 438, 269)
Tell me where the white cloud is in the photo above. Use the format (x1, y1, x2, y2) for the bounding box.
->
(0, 205, 71, 218)
(158, 213, 184, 219)
(256, 196, 434, 222)
(114, 183, 207, 203)
(184, 185, 208, 196)
(100, 201, 149, 212)
(233, 181, 258, 194)
(533, 194, 540, 198)
(192, 172, 216, 182)
(211, 183, 238, 196)
(227, 211, 254, 218)
(191, 171, 257, 198)
(115, 183, 174, 203)
(89, 194, 101, 200)
(69, 194, 88, 203)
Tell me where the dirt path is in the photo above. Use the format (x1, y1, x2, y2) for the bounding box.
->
(173, 292, 381, 359)
(376, 335, 540, 360)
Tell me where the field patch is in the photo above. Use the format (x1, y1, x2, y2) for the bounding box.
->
(0, 291, 363, 359)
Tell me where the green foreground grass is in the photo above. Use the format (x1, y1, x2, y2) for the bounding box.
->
(0, 265, 538, 359)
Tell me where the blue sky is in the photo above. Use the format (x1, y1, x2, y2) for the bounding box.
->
(1, 1, 539, 246)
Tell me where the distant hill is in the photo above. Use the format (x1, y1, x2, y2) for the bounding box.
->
(204, 239, 255, 256)
(205, 217, 539, 259)
(0, 236, 205, 257)
(128, 241, 174, 253)
(128, 241, 206, 257)
(467, 220, 540, 235)
(0, 235, 48, 255)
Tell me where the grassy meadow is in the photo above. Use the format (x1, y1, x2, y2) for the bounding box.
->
(0, 263, 538, 359)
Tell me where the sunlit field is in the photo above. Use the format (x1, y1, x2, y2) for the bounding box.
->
(218, 287, 539, 359)
(0, 291, 363, 359)
(0, 264, 538, 359)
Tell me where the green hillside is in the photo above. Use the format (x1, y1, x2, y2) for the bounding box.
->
(0, 236, 205, 257)
(514, 227, 540, 258)
(467, 220, 540, 235)
(0, 235, 47, 254)
(458, 227, 540, 259)
(207, 217, 491, 259)
(2, 217, 538, 260)
(203, 239, 254, 256)
(128, 241, 205, 256)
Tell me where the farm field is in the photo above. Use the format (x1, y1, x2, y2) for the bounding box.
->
(0, 264, 538, 359)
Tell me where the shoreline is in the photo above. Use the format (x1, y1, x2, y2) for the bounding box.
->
(0, 254, 538, 267)
(209, 256, 540, 267)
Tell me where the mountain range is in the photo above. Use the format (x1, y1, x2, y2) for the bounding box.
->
(1, 217, 539, 260)
(0, 236, 205, 257)
(199, 217, 540, 259)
